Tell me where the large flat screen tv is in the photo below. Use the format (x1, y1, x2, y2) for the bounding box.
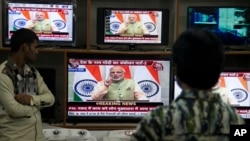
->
(187, 7, 250, 49)
(96, 8, 169, 50)
(2, 0, 75, 47)
(66, 56, 173, 123)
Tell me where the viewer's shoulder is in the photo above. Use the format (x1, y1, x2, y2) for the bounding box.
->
(0, 61, 7, 73)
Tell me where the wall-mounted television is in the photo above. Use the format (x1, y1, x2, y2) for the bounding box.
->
(96, 8, 169, 50)
(2, 0, 76, 48)
(187, 7, 250, 49)
(66, 56, 173, 123)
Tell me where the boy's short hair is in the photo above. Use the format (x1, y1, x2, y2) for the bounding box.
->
(172, 29, 225, 89)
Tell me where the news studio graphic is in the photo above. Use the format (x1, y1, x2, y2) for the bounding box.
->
(67, 59, 171, 117)
(68, 101, 163, 117)
(230, 125, 250, 139)
(7, 3, 73, 42)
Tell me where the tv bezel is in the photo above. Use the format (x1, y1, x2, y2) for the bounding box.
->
(1, 0, 76, 48)
(96, 7, 170, 49)
(65, 54, 174, 123)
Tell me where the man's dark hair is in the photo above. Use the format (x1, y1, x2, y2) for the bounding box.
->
(172, 29, 225, 89)
(10, 28, 39, 53)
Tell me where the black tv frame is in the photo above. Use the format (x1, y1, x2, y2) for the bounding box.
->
(96, 7, 170, 51)
(1, 0, 76, 48)
(65, 53, 174, 124)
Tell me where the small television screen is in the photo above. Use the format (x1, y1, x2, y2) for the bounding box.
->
(218, 71, 250, 120)
(67, 57, 173, 123)
(97, 8, 169, 50)
(187, 7, 250, 47)
(216, 71, 250, 107)
(2, 0, 75, 47)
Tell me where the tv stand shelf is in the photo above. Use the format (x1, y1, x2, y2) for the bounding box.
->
(64, 123, 137, 130)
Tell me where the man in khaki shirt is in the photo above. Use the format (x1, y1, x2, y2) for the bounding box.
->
(0, 28, 55, 141)
(91, 66, 148, 100)
(117, 14, 149, 35)
(25, 12, 58, 32)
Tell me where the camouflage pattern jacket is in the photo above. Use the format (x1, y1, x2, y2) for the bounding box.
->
(131, 89, 245, 141)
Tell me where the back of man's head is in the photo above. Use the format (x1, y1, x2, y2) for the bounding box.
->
(172, 29, 225, 89)
(10, 28, 39, 53)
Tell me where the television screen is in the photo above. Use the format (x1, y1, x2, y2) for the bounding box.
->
(187, 7, 250, 47)
(97, 8, 169, 50)
(219, 71, 250, 120)
(2, 0, 75, 47)
(217, 71, 250, 107)
(174, 71, 250, 120)
(67, 58, 173, 123)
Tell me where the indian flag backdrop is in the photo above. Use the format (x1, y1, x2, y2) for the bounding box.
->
(219, 72, 250, 106)
(108, 13, 124, 34)
(8, 9, 27, 31)
(47, 11, 68, 32)
(140, 13, 158, 35)
(132, 66, 161, 102)
(72, 65, 102, 102)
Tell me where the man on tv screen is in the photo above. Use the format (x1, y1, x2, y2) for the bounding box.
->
(117, 14, 149, 35)
(91, 66, 148, 100)
(24, 12, 59, 32)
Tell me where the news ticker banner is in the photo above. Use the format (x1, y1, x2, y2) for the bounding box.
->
(67, 101, 163, 117)
(10, 31, 69, 36)
(235, 108, 250, 119)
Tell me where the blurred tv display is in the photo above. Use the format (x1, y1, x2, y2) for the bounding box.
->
(188, 7, 250, 47)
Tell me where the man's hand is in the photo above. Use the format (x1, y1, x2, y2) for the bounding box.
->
(32, 19, 37, 24)
(125, 21, 130, 26)
(14, 93, 32, 105)
(104, 77, 112, 87)
(135, 92, 148, 100)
